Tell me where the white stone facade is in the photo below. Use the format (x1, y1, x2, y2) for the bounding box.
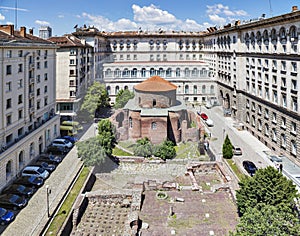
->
(0, 25, 60, 189)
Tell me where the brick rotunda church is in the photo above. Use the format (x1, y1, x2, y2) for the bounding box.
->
(110, 76, 200, 144)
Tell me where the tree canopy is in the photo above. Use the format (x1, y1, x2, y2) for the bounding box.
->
(222, 134, 233, 159)
(133, 137, 153, 157)
(236, 166, 298, 215)
(76, 136, 108, 166)
(80, 82, 110, 118)
(114, 89, 134, 109)
(153, 140, 176, 160)
(97, 119, 116, 156)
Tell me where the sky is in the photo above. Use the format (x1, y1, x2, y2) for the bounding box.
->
(0, 0, 299, 36)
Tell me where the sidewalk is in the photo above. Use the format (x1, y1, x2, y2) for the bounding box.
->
(2, 123, 95, 236)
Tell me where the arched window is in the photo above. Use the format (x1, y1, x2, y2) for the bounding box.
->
(158, 68, 164, 76)
(19, 151, 24, 169)
(166, 68, 172, 77)
(124, 86, 128, 90)
(150, 68, 156, 76)
(6, 160, 12, 180)
(192, 68, 198, 77)
(290, 26, 297, 40)
(115, 86, 120, 95)
(122, 68, 129, 77)
(105, 69, 112, 77)
(184, 85, 189, 94)
(153, 99, 156, 107)
(281, 134, 286, 148)
(210, 85, 214, 94)
(193, 85, 197, 94)
(202, 85, 206, 94)
(175, 68, 181, 77)
(184, 68, 190, 77)
(114, 69, 121, 77)
(271, 29, 277, 41)
(131, 68, 137, 77)
(141, 68, 146, 77)
(129, 117, 132, 128)
(107, 86, 111, 95)
(151, 122, 157, 130)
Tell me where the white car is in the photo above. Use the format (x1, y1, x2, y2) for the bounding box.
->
(205, 119, 214, 127)
(52, 138, 73, 149)
(21, 166, 49, 179)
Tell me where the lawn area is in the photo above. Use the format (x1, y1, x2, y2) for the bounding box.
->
(112, 147, 133, 156)
(225, 159, 246, 180)
(45, 166, 90, 235)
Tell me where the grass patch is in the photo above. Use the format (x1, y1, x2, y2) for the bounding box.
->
(225, 159, 245, 180)
(45, 166, 90, 235)
(112, 147, 133, 156)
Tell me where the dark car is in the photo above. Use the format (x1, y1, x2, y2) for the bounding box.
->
(242, 160, 257, 176)
(38, 154, 62, 165)
(46, 145, 68, 155)
(2, 184, 35, 198)
(14, 176, 44, 188)
(0, 207, 14, 225)
(0, 194, 27, 210)
(62, 136, 79, 144)
(34, 161, 56, 172)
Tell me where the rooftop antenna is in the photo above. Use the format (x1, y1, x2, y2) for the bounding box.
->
(15, 0, 18, 29)
(269, 0, 273, 17)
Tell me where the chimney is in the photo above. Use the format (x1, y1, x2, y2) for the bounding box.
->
(0, 25, 14, 35)
(292, 6, 298, 12)
(20, 26, 26, 37)
(29, 28, 33, 35)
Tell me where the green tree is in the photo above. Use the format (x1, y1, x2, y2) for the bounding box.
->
(97, 119, 116, 156)
(153, 140, 176, 160)
(222, 134, 233, 159)
(236, 166, 298, 216)
(114, 89, 134, 109)
(233, 204, 300, 236)
(80, 82, 110, 118)
(133, 137, 153, 157)
(76, 136, 108, 166)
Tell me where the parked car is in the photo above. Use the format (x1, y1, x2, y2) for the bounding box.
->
(34, 161, 56, 173)
(200, 112, 208, 120)
(205, 119, 214, 127)
(0, 207, 14, 225)
(21, 166, 49, 180)
(46, 145, 68, 154)
(61, 136, 79, 144)
(233, 147, 242, 155)
(2, 184, 35, 198)
(52, 138, 73, 149)
(0, 194, 27, 210)
(269, 155, 282, 163)
(14, 176, 44, 188)
(38, 154, 62, 165)
(242, 160, 257, 176)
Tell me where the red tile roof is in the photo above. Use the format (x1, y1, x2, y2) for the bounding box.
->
(134, 76, 177, 92)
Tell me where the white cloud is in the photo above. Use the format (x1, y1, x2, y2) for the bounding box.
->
(58, 14, 64, 18)
(80, 4, 209, 32)
(35, 20, 50, 26)
(0, 13, 5, 21)
(209, 14, 226, 25)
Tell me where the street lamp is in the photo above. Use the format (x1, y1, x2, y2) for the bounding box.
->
(46, 185, 51, 217)
(223, 128, 225, 140)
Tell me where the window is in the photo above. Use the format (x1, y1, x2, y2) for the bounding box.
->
(6, 82, 12, 92)
(265, 108, 269, 119)
(291, 62, 297, 73)
(281, 116, 286, 129)
(185, 85, 189, 94)
(193, 86, 197, 94)
(70, 59, 75, 65)
(6, 114, 12, 126)
(272, 90, 278, 103)
(18, 94, 23, 104)
(281, 94, 287, 107)
(151, 122, 157, 130)
(6, 65, 12, 75)
(281, 134, 286, 148)
(265, 124, 269, 136)
(6, 50, 12, 58)
(141, 68, 146, 77)
(292, 97, 298, 112)
(18, 79, 23, 88)
(258, 119, 262, 131)
(258, 105, 262, 115)
(44, 61, 48, 68)
(18, 109, 23, 119)
(272, 112, 277, 124)
(18, 64, 23, 73)
(107, 86, 111, 95)
(272, 128, 277, 142)
(129, 117, 132, 128)
(37, 100, 41, 110)
(44, 97, 48, 106)
(18, 50, 23, 57)
(166, 68, 172, 77)
(6, 98, 12, 109)
(44, 73, 48, 81)
(37, 62, 40, 69)
(281, 61, 286, 71)
(291, 121, 297, 134)
(291, 80, 297, 90)
(291, 140, 297, 156)
(281, 77, 286, 88)
(202, 85, 206, 94)
(37, 88, 40, 96)
(175, 68, 180, 77)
